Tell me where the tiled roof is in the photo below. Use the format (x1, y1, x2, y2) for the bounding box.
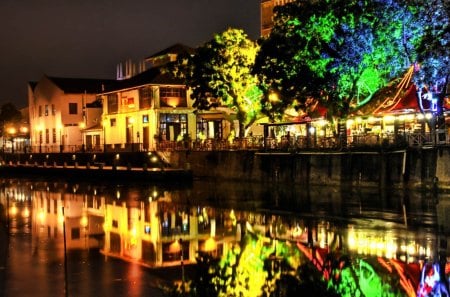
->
(47, 76, 116, 94)
(101, 66, 184, 93)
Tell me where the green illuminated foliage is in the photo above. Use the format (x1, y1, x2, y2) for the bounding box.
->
(254, 0, 421, 121)
(173, 28, 263, 137)
(408, 0, 449, 117)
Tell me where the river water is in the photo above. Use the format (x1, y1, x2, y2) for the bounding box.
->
(0, 176, 449, 296)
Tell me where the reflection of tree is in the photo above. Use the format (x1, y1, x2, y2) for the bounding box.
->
(165, 215, 428, 297)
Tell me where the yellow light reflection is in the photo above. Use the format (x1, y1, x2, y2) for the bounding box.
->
(80, 216, 88, 228)
(204, 237, 217, 252)
(9, 205, 18, 217)
(38, 210, 45, 224)
(22, 207, 30, 218)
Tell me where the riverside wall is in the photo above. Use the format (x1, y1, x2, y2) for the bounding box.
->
(1, 147, 449, 189)
(168, 147, 450, 190)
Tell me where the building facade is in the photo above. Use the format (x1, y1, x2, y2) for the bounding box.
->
(260, 0, 296, 37)
(28, 76, 114, 153)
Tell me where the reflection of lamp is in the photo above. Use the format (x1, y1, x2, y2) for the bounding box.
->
(169, 239, 185, 291)
(180, 238, 185, 293)
(204, 237, 216, 253)
(80, 216, 88, 249)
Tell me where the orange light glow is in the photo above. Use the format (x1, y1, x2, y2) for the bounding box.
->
(204, 237, 217, 252)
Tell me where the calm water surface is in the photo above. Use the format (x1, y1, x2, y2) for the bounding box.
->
(0, 177, 448, 296)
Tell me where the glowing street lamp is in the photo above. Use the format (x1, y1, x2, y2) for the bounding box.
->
(20, 126, 28, 153)
(57, 124, 63, 153)
(128, 117, 135, 152)
(8, 127, 16, 153)
(37, 125, 43, 153)
(102, 119, 108, 153)
(79, 122, 86, 152)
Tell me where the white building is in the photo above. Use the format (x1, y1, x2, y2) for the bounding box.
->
(28, 76, 114, 153)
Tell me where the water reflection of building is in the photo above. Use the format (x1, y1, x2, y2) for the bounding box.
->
(1, 179, 447, 269)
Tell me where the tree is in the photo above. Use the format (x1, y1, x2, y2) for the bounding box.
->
(173, 28, 262, 137)
(408, 0, 449, 133)
(253, 0, 420, 123)
(0, 102, 22, 136)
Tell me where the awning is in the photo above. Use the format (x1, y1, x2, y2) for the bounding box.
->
(373, 84, 421, 115)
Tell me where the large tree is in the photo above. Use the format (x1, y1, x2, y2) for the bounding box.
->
(253, 0, 421, 122)
(173, 28, 262, 137)
(408, 0, 449, 132)
(0, 102, 22, 136)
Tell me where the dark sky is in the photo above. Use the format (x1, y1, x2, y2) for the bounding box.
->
(0, 0, 261, 109)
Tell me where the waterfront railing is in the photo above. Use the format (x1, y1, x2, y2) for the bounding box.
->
(18, 131, 450, 154)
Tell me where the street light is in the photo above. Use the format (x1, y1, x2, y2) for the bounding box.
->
(179, 238, 185, 293)
(8, 127, 16, 154)
(37, 125, 43, 153)
(20, 126, 28, 153)
(137, 131, 140, 152)
(102, 119, 107, 153)
(57, 124, 63, 153)
(128, 117, 135, 152)
(80, 215, 88, 249)
(79, 122, 86, 152)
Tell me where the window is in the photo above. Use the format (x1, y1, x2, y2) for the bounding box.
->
(159, 87, 187, 108)
(52, 104, 56, 115)
(160, 87, 185, 98)
(107, 94, 118, 114)
(139, 87, 154, 109)
(142, 115, 149, 123)
(45, 129, 50, 144)
(38, 106, 42, 117)
(110, 118, 116, 127)
(159, 113, 188, 141)
(69, 103, 78, 115)
(71, 228, 80, 240)
(45, 105, 49, 116)
(52, 128, 56, 143)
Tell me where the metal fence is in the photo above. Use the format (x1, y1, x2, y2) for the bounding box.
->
(18, 131, 450, 154)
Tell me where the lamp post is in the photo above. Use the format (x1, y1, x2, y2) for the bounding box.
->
(128, 117, 135, 152)
(37, 126, 43, 153)
(57, 124, 63, 153)
(8, 127, 16, 154)
(137, 131, 140, 152)
(79, 122, 86, 152)
(102, 120, 107, 153)
(20, 126, 28, 153)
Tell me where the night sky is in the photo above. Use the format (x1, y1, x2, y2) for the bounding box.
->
(0, 0, 261, 109)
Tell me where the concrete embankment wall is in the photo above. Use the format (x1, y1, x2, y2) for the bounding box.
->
(168, 147, 450, 189)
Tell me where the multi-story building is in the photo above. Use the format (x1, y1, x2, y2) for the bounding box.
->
(97, 44, 196, 152)
(28, 76, 114, 153)
(261, 0, 296, 37)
